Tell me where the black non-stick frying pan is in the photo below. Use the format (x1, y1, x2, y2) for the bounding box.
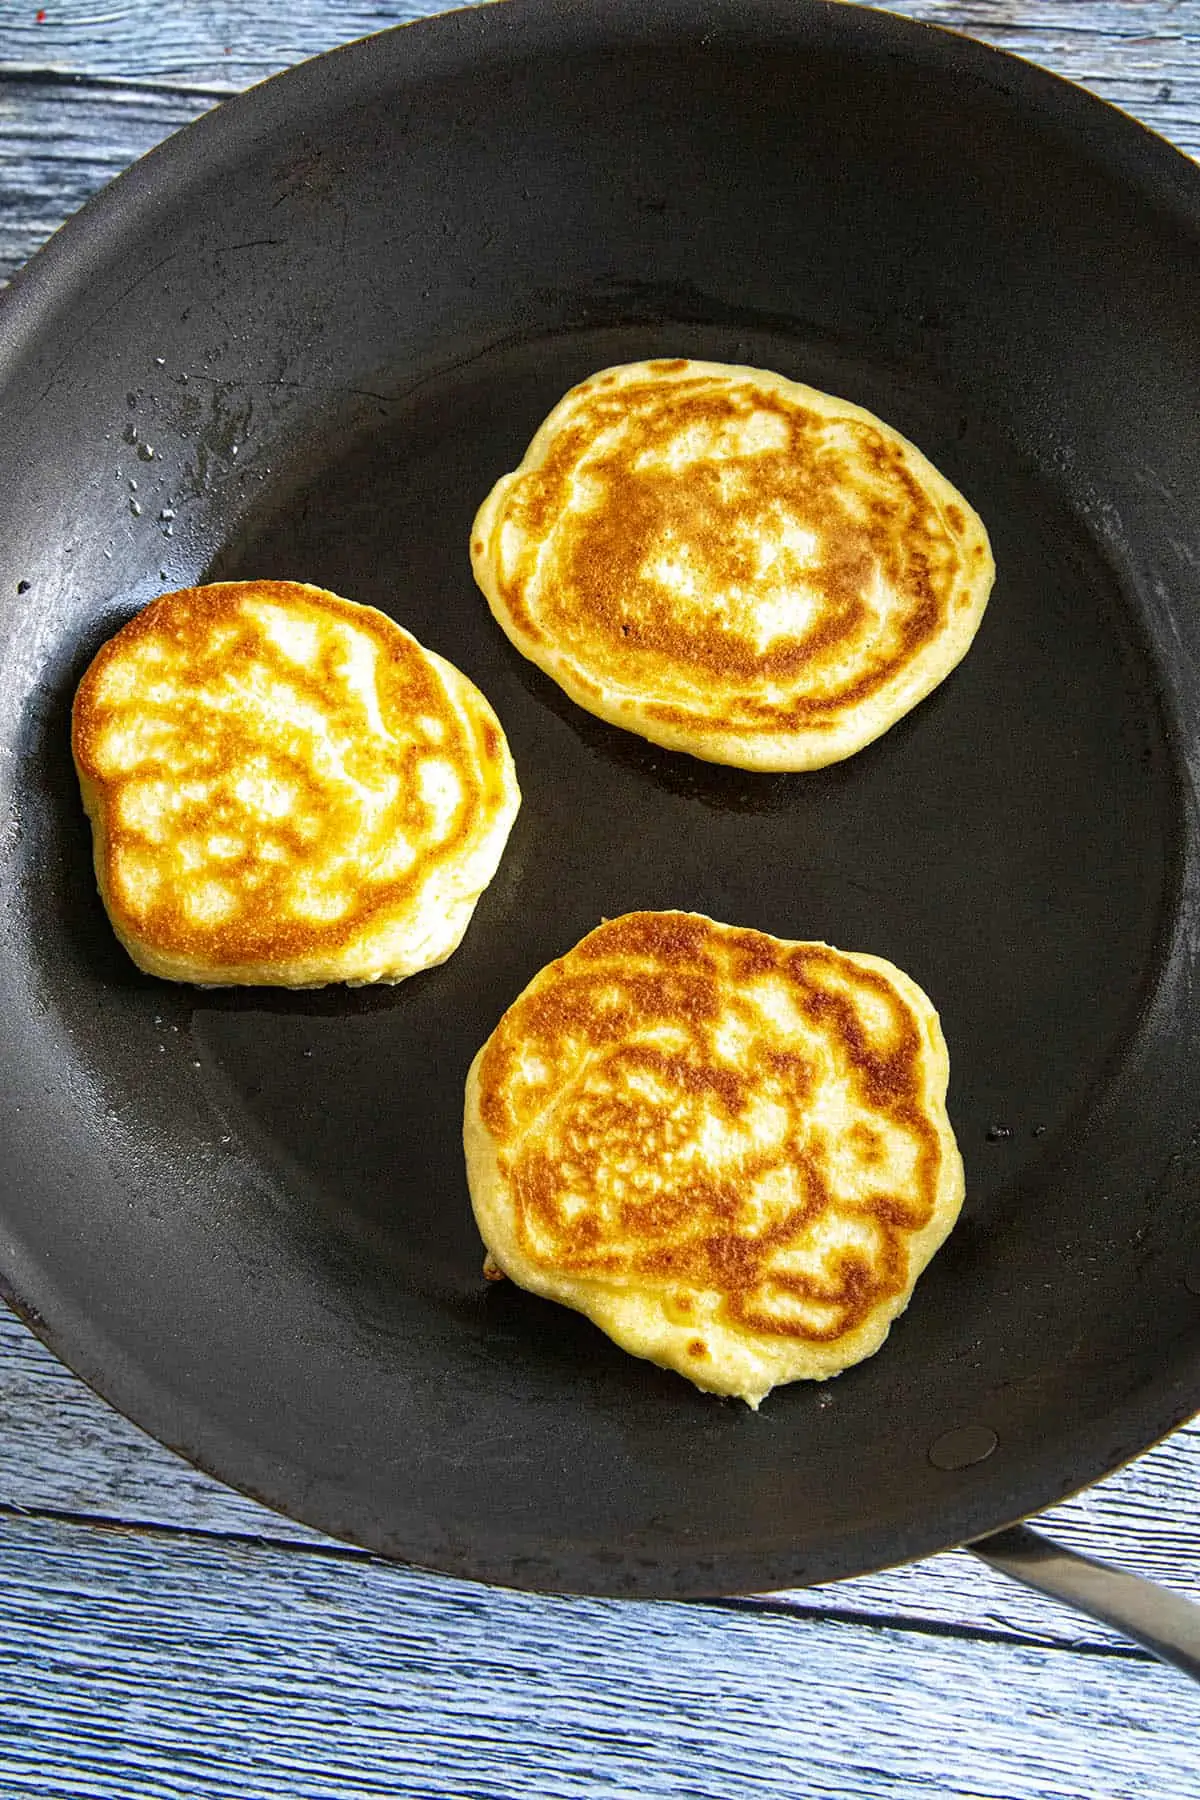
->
(1, 0, 1199, 1667)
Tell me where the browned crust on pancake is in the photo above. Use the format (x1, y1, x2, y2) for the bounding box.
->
(72, 579, 515, 973)
(472, 911, 956, 1350)
(472, 361, 993, 769)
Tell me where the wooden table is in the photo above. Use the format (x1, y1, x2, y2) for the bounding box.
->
(1, 4, 1197, 1794)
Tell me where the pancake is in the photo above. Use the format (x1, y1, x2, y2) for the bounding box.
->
(464, 911, 964, 1406)
(471, 358, 994, 770)
(72, 579, 520, 986)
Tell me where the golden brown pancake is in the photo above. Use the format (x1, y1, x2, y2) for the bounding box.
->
(471, 359, 994, 770)
(72, 579, 520, 986)
(464, 911, 964, 1405)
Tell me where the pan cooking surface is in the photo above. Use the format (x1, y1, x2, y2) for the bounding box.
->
(199, 323, 1172, 1279)
(0, 0, 1198, 1593)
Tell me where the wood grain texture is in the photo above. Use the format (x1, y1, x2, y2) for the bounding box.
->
(0, 1, 438, 86)
(902, 0, 1200, 154)
(0, 85, 209, 279)
(3, 0, 1199, 93)
(0, 1512, 1197, 1800)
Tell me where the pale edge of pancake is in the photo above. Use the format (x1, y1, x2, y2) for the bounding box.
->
(73, 596, 521, 988)
(463, 918, 965, 1407)
(470, 359, 995, 772)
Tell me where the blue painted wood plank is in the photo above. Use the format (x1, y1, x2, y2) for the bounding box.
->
(0, 85, 210, 278)
(2, 1, 1199, 90)
(0, 1, 454, 88)
(0, 1512, 1196, 1800)
(3, 0, 1200, 132)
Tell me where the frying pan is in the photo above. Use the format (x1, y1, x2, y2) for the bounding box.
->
(1, 0, 1199, 1672)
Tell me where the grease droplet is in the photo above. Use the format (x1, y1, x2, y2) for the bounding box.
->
(929, 1425, 998, 1470)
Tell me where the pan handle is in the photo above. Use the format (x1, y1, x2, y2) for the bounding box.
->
(968, 1524, 1200, 1683)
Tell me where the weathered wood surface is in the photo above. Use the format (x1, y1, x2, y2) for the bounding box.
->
(1, 5, 1199, 1796)
(2, 1511, 1198, 1800)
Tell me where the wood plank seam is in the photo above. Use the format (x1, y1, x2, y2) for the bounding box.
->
(0, 67, 238, 98)
(700, 1596, 1156, 1660)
